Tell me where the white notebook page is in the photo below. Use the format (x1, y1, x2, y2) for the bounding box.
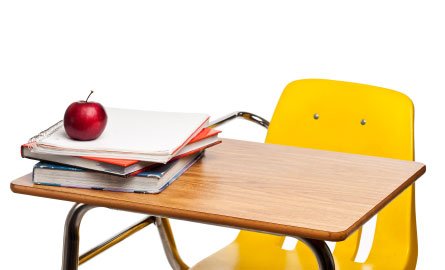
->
(36, 108, 209, 156)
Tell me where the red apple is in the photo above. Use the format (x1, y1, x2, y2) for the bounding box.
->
(64, 91, 108, 141)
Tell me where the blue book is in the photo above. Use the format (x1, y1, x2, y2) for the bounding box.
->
(32, 152, 203, 193)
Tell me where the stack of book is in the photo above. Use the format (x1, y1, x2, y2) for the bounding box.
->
(22, 108, 221, 193)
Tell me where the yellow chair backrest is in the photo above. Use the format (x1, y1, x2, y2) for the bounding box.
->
(238, 79, 417, 268)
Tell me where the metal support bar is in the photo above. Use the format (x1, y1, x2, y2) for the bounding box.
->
(207, 111, 270, 129)
(155, 217, 189, 270)
(79, 216, 156, 265)
(297, 237, 335, 270)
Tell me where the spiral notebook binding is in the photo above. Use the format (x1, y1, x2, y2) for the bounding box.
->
(28, 120, 63, 149)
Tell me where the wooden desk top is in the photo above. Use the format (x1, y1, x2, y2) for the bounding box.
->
(11, 139, 425, 241)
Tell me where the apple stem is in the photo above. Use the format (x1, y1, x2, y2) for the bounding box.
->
(85, 90, 94, 102)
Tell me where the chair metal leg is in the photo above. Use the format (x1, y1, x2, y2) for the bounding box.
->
(155, 217, 189, 270)
(297, 237, 335, 270)
(61, 203, 97, 270)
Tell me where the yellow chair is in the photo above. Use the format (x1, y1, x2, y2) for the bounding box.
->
(192, 79, 417, 269)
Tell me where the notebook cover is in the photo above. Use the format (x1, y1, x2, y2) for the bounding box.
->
(29, 108, 210, 162)
(22, 128, 219, 167)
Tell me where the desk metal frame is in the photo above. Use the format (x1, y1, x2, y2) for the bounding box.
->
(60, 112, 335, 270)
(62, 203, 334, 270)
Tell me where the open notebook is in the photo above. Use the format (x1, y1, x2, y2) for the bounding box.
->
(28, 108, 210, 163)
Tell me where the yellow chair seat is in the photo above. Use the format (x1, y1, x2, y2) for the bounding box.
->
(191, 231, 412, 270)
(190, 231, 317, 270)
(190, 241, 314, 270)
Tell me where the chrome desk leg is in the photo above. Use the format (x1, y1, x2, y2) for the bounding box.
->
(155, 217, 189, 270)
(297, 237, 335, 270)
(61, 203, 96, 270)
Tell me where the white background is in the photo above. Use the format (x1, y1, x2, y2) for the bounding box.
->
(0, 1, 444, 269)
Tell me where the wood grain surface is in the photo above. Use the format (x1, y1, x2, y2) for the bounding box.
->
(10, 139, 425, 241)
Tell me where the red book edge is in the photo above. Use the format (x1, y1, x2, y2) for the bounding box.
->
(20, 144, 28, 158)
(171, 116, 210, 155)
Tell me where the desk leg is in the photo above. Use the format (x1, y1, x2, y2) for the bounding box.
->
(61, 203, 96, 270)
(155, 217, 189, 270)
(297, 237, 335, 270)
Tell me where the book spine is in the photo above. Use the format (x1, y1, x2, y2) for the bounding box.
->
(28, 120, 64, 148)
